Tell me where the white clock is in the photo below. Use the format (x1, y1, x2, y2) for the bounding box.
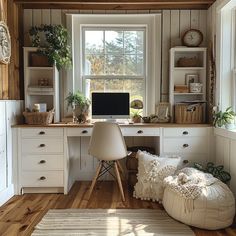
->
(182, 29, 203, 47)
(0, 21, 11, 64)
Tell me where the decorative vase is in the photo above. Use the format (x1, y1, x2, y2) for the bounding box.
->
(225, 123, 235, 130)
(74, 104, 89, 123)
(132, 116, 142, 123)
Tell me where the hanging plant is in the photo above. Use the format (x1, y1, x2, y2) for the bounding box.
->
(29, 24, 72, 70)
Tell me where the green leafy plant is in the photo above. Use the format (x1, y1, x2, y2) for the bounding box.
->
(65, 91, 90, 110)
(131, 109, 142, 118)
(213, 106, 236, 127)
(66, 91, 91, 123)
(193, 162, 231, 183)
(29, 24, 72, 70)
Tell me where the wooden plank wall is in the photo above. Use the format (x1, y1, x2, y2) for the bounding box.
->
(0, 0, 23, 100)
(23, 9, 207, 103)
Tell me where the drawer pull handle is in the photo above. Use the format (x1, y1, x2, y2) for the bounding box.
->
(39, 131, 45, 135)
(39, 144, 46, 148)
(82, 130, 88, 134)
(39, 176, 46, 180)
(183, 144, 189, 148)
(137, 130, 143, 134)
(183, 131, 188, 135)
(39, 160, 46, 164)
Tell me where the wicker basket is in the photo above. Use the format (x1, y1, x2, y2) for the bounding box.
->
(175, 103, 203, 124)
(30, 52, 51, 67)
(177, 57, 201, 67)
(23, 110, 54, 125)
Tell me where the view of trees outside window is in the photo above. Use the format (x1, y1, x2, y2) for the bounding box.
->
(82, 28, 146, 114)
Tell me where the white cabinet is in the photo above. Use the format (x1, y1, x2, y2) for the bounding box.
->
(0, 100, 23, 206)
(169, 47, 207, 121)
(0, 102, 7, 192)
(18, 128, 64, 193)
(24, 47, 60, 122)
(161, 127, 212, 164)
(214, 128, 236, 196)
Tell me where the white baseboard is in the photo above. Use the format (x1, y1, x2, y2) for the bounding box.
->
(0, 184, 14, 207)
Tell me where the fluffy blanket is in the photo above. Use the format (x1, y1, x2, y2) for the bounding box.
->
(163, 167, 219, 212)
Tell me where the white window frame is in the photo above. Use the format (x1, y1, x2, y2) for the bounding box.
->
(66, 14, 161, 116)
(81, 26, 147, 112)
(216, 1, 236, 111)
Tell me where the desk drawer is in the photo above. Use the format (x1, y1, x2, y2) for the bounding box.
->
(66, 127, 92, 136)
(22, 155, 63, 171)
(121, 127, 160, 136)
(163, 128, 208, 137)
(21, 171, 64, 187)
(163, 137, 208, 154)
(22, 138, 63, 154)
(21, 128, 63, 138)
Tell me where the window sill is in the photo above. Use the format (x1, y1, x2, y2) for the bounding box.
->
(214, 127, 236, 140)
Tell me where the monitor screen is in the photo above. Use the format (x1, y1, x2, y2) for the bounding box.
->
(92, 92, 130, 119)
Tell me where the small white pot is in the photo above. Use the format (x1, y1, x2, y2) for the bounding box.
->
(225, 123, 235, 130)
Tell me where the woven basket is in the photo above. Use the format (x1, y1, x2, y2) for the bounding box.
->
(177, 57, 200, 67)
(30, 53, 51, 67)
(23, 109, 54, 125)
(175, 103, 203, 124)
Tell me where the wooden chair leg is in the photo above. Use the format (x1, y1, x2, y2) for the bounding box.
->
(117, 160, 125, 180)
(87, 161, 103, 201)
(114, 161, 125, 202)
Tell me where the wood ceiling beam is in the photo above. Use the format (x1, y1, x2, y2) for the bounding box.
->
(13, 0, 215, 10)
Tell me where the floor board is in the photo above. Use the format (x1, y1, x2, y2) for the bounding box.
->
(0, 181, 235, 236)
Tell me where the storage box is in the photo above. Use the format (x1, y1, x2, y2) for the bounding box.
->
(30, 53, 51, 67)
(174, 85, 189, 93)
(175, 103, 203, 124)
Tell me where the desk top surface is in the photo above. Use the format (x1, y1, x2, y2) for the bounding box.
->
(13, 122, 212, 128)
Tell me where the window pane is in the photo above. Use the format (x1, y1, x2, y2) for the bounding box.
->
(85, 31, 104, 54)
(124, 31, 144, 54)
(85, 55, 105, 75)
(105, 31, 123, 54)
(125, 55, 144, 75)
(88, 79, 144, 102)
(105, 55, 124, 75)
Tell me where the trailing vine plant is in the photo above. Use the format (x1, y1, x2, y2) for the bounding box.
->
(29, 24, 72, 70)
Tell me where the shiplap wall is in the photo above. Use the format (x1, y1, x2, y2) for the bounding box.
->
(23, 9, 208, 105)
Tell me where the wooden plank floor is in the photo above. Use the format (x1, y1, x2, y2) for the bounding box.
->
(0, 181, 235, 236)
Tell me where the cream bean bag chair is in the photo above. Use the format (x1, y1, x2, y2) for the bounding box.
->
(163, 167, 235, 230)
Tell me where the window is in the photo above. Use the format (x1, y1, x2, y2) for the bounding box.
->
(68, 14, 161, 116)
(82, 27, 146, 110)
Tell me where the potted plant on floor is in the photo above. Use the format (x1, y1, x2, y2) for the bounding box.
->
(66, 91, 91, 123)
(213, 106, 236, 130)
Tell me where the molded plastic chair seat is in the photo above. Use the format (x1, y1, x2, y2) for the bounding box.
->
(87, 122, 127, 201)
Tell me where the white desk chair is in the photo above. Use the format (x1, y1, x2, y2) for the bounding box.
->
(87, 122, 127, 201)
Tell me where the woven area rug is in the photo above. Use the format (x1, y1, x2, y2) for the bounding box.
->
(32, 209, 194, 236)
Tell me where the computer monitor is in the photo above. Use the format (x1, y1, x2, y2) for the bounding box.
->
(92, 92, 130, 119)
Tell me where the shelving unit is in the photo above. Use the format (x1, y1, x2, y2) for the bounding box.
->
(169, 47, 207, 122)
(24, 47, 60, 122)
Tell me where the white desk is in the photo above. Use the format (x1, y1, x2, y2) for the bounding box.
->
(13, 123, 213, 194)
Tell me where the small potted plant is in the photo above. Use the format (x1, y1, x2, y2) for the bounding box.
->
(131, 110, 142, 123)
(130, 99, 143, 123)
(66, 91, 91, 123)
(213, 106, 236, 130)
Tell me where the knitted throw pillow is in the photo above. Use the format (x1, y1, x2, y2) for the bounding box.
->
(133, 150, 181, 202)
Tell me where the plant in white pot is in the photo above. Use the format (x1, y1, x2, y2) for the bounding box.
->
(66, 91, 91, 123)
(213, 107, 236, 130)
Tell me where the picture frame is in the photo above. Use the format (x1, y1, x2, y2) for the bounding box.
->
(185, 74, 199, 87)
(156, 102, 170, 122)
